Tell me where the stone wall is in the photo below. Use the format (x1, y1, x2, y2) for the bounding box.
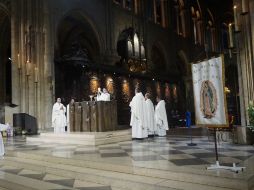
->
(8, 0, 198, 129)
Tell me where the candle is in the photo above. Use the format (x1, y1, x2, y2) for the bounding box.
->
(17, 54, 21, 69)
(242, 0, 248, 14)
(229, 23, 234, 48)
(26, 60, 30, 76)
(34, 67, 38, 82)
(233, 5, 239, 31)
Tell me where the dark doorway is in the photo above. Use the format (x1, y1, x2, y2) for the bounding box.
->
(0, 9, 11, 105)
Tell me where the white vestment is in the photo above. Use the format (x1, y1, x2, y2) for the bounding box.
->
(129, 92, 148, 139)
(0, 123, 9, 157)
(155, 100, 169, 136)
(52, 103, 66, 133)
(66, 104, 71, 133)
(98, 93, 110, 101)
(145, 99, 156, 135)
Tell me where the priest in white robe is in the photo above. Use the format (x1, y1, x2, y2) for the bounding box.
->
(0, 123, 9, 157)
(66, 98, 75, 133)
(98, 88, 110, 101)
(155, 96, 169, 136)
(96, 87, 102, 101)
(52, 98, 67, 133)
(145, 93, 156, 136)
(129, 87, 148, 139)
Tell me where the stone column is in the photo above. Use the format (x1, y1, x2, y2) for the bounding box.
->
(153, 0, 157, 24)
(11, 0, 19, 106)
(160, 0, 165, 27)
(174, 5, 180, 35)
(180, 9, 186, 37)
(43, 0, 54, 129)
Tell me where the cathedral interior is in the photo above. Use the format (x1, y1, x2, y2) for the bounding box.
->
(0, 0, 254, 189)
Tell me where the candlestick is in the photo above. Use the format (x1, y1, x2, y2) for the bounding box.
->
(17, 54, 21, 69)
(229, 23, 234, 48)
(34, 67, 38, 82)
(233, 6, 239, 32)
(26, 60, 30, 76)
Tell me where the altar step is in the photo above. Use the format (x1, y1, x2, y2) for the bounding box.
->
(168, 127, 208, 136)
(26, 129, 132, 145)
(0, 164, 123, 190)
(2, 151, 252, 190)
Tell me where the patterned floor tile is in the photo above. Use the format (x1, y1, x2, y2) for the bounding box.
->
(172, 146, 201, 150)
(170, 158, 210, 166)
(233, 155, 253, 161)
(191, 152, 226, 158)
(1, 168, 23, 175)
(99, 149, 125, 154)
(98, 146, 121, 150)
(101, 152, 129, 157)
(154, 150, 185, 155)
(45, 179, 75, 187)
(205, 148, 241, 152)
(132, 155, 165, 161)
(161, 154, 196, 160)
(20, 173, 46, 180)
(78, 187, 112, 190)
(74, 150, 99, 154)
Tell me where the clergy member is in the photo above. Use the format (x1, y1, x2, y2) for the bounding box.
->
(99, 88, 110, 101)
(155, 96, 169, 136)
(129, 87, 148, 139)
(52, 98, 67, 133)
(96, 87, 102, 101)
(145, 93, 156, 136)
(66, 98, 75, 133)
(0, 123, 9, 158)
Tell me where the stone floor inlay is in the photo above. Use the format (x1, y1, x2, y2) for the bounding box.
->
(0, 135, 253, 190)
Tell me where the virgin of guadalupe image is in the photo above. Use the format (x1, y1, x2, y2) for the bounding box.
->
(200, 80, 217, 119)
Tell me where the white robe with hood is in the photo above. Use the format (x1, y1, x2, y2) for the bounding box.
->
(145, 99, 156, 135)
(52, 102, 66, 133)
(0, 123, 9, 157)
(129, 92, 148, 138)
(155, 100, 169, 136)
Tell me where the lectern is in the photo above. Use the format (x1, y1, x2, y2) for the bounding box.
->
(69, 101, 117, 132)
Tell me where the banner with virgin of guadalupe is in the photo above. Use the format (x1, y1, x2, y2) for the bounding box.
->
(192, 56, 228, 127)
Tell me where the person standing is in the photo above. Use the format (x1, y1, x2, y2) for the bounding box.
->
(96, 87, 102, 101)
(155, 96, 169, 136)
(0, 123, 9, 158)
(52, 98, 66, 133)
(186, 110, 191, 128)
(145, 93, 156, 136)
(66, 98, 75, 133)
(99, 88, 111, 101)
(129, 87, 148, 139)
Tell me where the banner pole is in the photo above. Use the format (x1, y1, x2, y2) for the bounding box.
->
(187, 126, 197, 146)
(214, 128, 218, 161)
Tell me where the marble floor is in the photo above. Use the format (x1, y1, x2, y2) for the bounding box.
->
(0, 134, 254, 190)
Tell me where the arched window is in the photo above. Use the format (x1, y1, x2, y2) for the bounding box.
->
(191, 6, 197, 44)
(134, 0, 141, 15)
(191, 9, 203, 45)
(117, 28, 146, 72)
(206, 9, 216, 52)
(113, 0, 121, 5)
(175, 0, 187, 37)
(113, 0, 132, 11)
(153, 0, 166, 27)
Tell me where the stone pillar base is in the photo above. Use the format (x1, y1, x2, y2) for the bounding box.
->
(235, 126, 254, 145)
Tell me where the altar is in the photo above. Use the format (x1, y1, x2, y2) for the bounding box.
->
(27, 100, 132, 145)
(69, 101, 118, 132)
